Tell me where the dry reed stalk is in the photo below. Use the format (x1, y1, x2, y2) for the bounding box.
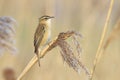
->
(17, 31, 90, 80)
(90, 0, 114, 80)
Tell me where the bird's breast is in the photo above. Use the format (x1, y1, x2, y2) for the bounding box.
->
(40, 27, 51, 46)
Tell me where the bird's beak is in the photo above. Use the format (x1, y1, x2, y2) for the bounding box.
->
(49, 16, 54, 19)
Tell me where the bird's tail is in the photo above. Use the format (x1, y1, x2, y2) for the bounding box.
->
(36, 53, 40, 67)
(35, 49, 41, 67)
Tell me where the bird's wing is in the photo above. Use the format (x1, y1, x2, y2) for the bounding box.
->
(34, 24, 45, 53)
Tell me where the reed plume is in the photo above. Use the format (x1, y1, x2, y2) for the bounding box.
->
(0, 16, 17, 55)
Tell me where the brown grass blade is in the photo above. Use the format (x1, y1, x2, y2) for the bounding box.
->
(104, 19, 120, 50)
(97, 19, 120, 66)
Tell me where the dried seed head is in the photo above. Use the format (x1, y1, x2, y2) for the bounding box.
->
(55, 31, 90, 77)
(0, 16, 17, 55)
(72, 35, 82, 58)
(58, 40, 90, 76)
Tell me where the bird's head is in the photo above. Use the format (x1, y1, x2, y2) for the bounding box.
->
(39, 15, 54, 22)
(39, 15, 54, 25)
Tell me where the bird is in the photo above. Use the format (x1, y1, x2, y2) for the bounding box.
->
(34, 15, 54, 66)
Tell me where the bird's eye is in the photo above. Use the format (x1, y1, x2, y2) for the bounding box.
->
(44, 17, 48, 19)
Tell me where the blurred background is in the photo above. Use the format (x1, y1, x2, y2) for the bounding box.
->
(0, 0, 120, 80)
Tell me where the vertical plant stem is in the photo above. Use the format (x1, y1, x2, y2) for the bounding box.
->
(90, 0, 114, 80)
